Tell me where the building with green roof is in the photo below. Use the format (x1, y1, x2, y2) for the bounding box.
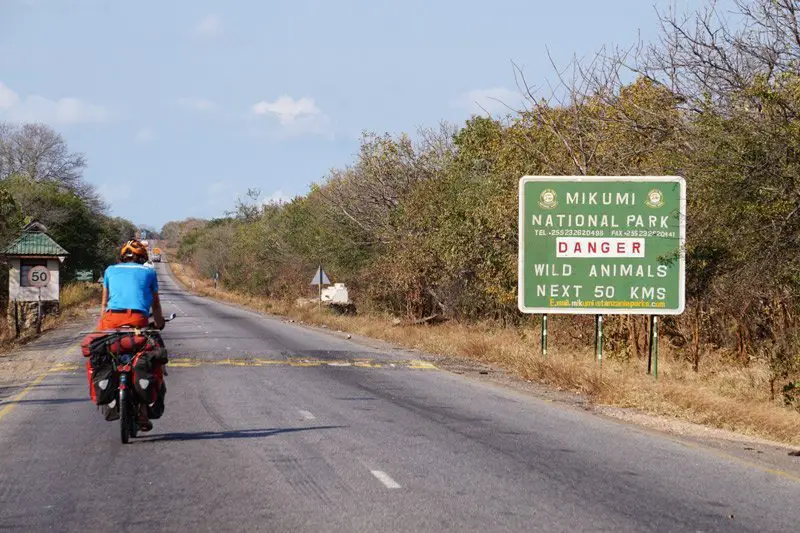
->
(3, 222, 69, 258)
(3, 221, 68, 306)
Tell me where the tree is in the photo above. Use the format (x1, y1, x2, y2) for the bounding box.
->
(642, 0, 800, 118)
(97, 216, 139, 266)
(0, 187, 23, 312)
(161, 218, 208, 247)
(1, 176, 137, 276)
(0, 187, 23, 250)
(0, 122, 103, 212)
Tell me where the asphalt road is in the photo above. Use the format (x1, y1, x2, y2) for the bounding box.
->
(0, 263, 798, 532)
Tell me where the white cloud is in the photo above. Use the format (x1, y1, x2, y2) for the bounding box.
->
(0, 82, 20, 110)
(193, 14, 221, 38)
(134, 128, 156, 143)
(262, 189, 292, 206)
(177, 97, 216, 111)
(452, 87, 522, 116)
(252, 96, 320, 125)
(251, 96, 329, 136)
(0, 81, 112, 125)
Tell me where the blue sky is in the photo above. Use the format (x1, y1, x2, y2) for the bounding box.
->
(0, 0, 704, 229)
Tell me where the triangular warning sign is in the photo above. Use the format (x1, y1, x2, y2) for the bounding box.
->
(311, 266, 331, 285)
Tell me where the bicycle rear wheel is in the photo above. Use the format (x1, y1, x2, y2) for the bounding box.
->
(120, 389, 132, 444)
(131, 402, 139, 439)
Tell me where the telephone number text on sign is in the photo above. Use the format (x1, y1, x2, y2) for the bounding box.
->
(556, 237, 644, 258)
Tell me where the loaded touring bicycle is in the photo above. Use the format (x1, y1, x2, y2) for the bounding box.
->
(81, 313, 176, 443)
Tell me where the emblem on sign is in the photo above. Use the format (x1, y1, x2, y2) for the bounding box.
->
(538, 189, 558, 209)
(645, 189, 665, 208)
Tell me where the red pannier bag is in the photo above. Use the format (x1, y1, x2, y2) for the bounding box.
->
(132, 348, 169, 418)
(80, 333, 119, 405)
(80, 332, 156, 405)
(107, 333, 150, 355)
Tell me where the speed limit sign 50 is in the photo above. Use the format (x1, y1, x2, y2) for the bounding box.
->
(28, 266, 50, 287)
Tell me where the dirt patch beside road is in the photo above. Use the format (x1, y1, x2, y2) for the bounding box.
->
(0, 315, 95, 403)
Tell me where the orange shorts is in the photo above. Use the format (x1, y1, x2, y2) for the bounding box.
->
(98, 310, 149, 330)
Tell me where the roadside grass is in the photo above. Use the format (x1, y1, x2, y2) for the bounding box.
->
(59, 282, 102, 312)
(0, 282, 101, 352)
(170, 262, 800, 446)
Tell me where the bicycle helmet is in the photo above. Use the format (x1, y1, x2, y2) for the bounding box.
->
(120, 239, 149, 262)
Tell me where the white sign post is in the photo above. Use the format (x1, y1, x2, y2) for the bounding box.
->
(28, 266, 49, 333)
(311, 266, 331, 309)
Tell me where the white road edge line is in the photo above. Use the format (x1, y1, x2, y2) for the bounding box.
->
(371, 470, 401, 489)
(299, 410, 315, 420)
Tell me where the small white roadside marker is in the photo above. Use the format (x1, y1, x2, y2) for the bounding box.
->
(299, 410, 315, 420)
(371, 470, 401, 489)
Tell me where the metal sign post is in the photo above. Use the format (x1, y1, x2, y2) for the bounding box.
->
(541, 314, 548, 358)
(28, 265, 49, 334)
(13, 299, 20, 338)
(310, 265, 331, 310)
(595, 314, 603, 365)
(647, 315, 653, 374)
(651, 316, 659, 379)
(37, 287, 42, 334)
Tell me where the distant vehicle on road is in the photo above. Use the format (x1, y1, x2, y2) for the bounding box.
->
(152, 247, 162, 262)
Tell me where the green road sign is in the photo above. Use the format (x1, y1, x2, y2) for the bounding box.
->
(75, 270, 93, 282)
(518, 176, 685, 315)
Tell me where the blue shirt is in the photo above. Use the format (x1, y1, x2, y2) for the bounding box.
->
(104, 263, 159, 314)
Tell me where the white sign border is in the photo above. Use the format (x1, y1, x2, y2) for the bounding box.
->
(517, 175, 686, 315)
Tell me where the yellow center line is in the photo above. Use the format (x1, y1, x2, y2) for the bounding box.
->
(408, 360, 438, 369)
(0, 343, 80, 421)
(0, 373, 48, 420)
(43, 350, 440, 374)
(670, 436, 800, 484)
(49, 363, 82, 372)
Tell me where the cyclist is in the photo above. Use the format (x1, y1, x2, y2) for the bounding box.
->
(97, 239, 165, 431)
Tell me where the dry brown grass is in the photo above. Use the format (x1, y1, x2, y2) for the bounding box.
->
(170, 262, 800, 445)
(59, 282, 103, 311)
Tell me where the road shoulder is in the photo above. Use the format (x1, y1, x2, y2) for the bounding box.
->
(0, 313, 95, 404)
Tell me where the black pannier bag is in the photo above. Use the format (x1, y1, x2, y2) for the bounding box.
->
(90, 358, 118, 406)
(81, 333, 120, 405)
(132, 348, 169, 417)
(148, 382, 167, 420)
